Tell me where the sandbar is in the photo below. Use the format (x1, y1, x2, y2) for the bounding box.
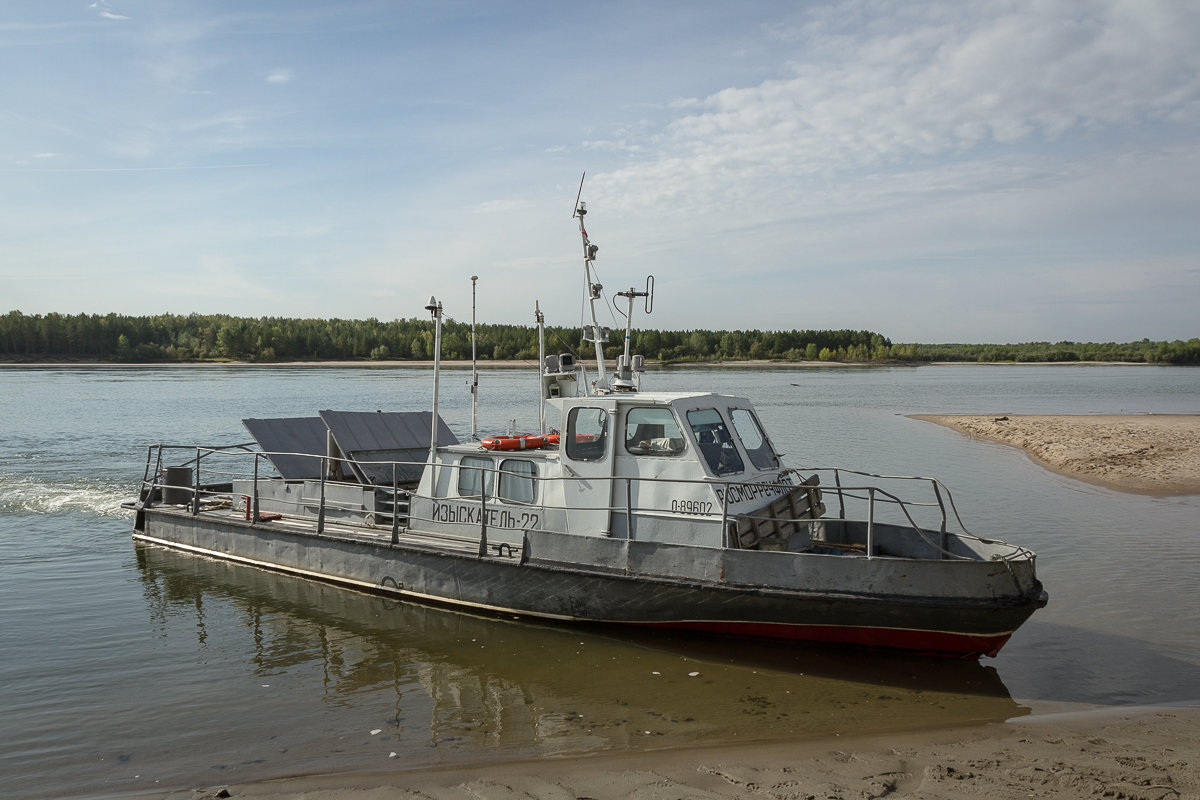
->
(173, 706, 1200, 800)
(911, 414, 1200, 495)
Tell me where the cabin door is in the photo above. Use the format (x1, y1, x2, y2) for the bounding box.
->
(561, 405, 616, 536)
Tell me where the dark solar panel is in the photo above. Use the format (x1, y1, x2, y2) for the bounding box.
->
(319, 410, 458, 485)
(241, 417, 328, 480)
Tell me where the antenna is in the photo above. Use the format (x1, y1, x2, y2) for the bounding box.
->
(535, 300, 546, 433)
(572, 171, 586, 218)
(574, 177, 608, 391)
(613, 277, 653, 391)
(470, 275, 478, 440)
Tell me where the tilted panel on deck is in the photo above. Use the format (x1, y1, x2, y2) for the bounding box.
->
(241, 417, 328, 480)
(319, 410, 458, 485)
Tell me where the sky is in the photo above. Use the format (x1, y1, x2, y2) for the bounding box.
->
(2, 0, 1198, 344)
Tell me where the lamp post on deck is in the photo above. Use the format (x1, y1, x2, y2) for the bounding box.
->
(470, 275, 479, 440)
(425, 295, 443, 461)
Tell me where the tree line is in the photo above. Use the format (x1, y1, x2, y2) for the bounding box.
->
(2, 310, 1197, 364)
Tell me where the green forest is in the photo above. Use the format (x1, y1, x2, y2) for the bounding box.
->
(2, 310, 1198, 364)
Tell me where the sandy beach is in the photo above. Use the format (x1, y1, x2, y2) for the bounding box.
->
(172, 706, 1200, 800)
(911, 414, 1200, 496)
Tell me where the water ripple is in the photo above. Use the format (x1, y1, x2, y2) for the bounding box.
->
(0, 473, 134, 518)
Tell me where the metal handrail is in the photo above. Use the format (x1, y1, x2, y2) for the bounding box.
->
(793, 466, 974, 537)
(139, 444, 1028, 562)
(141, 447, 942, 524)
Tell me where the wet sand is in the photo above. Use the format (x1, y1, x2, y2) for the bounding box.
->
(174, 706, 1200, 800)
(912, 414, 1200, 495)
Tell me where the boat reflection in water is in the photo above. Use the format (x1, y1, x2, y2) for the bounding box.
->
(134, 543, 1028, 780)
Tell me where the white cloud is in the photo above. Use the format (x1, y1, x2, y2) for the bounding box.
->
(88, 1, 128, 21)
(593, 0, 1200, 220)
(266, 69, 294, 84)
(557, 1, 1200, 341)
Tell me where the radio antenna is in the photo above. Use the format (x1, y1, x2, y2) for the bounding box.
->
(574, 178, 609, 391)
(571, 171, 586, 218)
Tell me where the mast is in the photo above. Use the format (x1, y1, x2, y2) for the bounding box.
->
(613, 277, 653, 391)
(535, 300, 546, 434)
(425, 295, 444, 462)
(470, 275, 479, 440)
(574, 195, 609, 393)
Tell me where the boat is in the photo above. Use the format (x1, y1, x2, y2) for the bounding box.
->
(129, 192, 1047, 659)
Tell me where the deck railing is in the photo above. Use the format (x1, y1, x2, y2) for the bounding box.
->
(137, 444, 1030, 563)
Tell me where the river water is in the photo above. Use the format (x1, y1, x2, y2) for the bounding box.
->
(1, 363, 1198, 799)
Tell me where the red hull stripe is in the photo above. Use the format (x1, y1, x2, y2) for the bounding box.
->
(629, 619, 1013, 658)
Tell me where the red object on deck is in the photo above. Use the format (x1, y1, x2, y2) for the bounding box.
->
(242, 495, 282, 522)
(480, 434, 548, 451)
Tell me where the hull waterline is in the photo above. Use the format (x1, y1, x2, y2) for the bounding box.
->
(133, 505, 1043, 659)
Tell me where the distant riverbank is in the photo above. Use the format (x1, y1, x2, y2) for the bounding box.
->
(0, 356, 1177, 369)
(7, 311, 1198, 365)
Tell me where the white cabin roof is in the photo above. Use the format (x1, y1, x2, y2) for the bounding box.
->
(548, 390, 751, 411)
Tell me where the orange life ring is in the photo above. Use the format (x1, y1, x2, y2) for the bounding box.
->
(480, 434, 547, 451)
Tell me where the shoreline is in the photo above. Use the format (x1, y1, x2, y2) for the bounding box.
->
(0, 357, 1182, 368)
(2, 357, 873, 368)
(912, 414, 1200, 496)
(165, 705, 1200, 800)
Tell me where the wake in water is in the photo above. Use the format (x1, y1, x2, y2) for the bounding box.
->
(0, 473, 134, 518)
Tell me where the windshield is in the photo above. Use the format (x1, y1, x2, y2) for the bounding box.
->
(625, 406, 686, 456)
(686, 408, 744, 476)
(730, 408, 778, 470)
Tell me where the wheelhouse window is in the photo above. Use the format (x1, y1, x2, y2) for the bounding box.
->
(499, 459, 537, 504)
(457, 455, 494, 498)
(730, 408, 778, 470)
(624, 407, 686, 456)
(566, 407, 608, 461)
(687, 408, 744, 476)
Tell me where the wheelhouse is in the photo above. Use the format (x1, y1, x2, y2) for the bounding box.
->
(411, 392, 799, 550)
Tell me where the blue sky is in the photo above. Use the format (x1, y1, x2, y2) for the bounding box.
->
(2, 0, 1198, 343)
